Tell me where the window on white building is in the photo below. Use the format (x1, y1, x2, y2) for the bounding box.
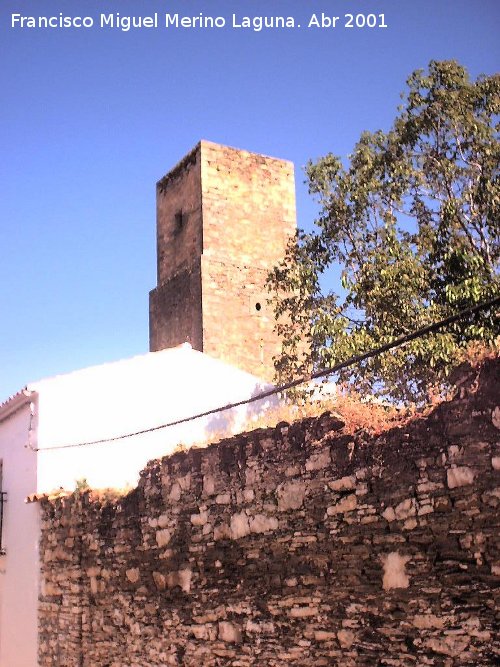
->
(0, 461, 5, 555)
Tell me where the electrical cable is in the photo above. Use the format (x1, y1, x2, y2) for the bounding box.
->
(35, 294, 499, 452)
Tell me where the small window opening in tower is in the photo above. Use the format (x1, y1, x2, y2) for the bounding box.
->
(174, 210, 184, 233)
(255, 302, 262, 312)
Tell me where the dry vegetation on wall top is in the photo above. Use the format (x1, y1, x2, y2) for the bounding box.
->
(246, 393, 403, 439)
(220, 340, 500, 444)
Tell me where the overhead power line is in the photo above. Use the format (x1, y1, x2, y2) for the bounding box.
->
(36, 295, 499, 452)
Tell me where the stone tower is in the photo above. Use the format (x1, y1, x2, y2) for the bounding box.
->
(149, 140, 296, 381)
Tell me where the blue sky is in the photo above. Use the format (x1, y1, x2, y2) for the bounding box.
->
(1, 0, 499, 400)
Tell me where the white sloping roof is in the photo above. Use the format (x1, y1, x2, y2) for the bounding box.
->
(13, 344, 275, 492)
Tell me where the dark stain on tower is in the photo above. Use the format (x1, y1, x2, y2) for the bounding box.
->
(149, 140, 297, 381)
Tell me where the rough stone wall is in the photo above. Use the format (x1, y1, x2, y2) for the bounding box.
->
(156, 144, 203, 286)
(200, 256, 280, 383)
(38, 359, 500, 666)
(149, 260, 203, 353)
(149, 141, 296, 380)
(200, 143, 296, 381)
(149, 144, 204, 353)
(200, 141, 296, 271)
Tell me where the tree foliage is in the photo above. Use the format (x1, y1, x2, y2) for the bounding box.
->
(268, 61, 499, 402)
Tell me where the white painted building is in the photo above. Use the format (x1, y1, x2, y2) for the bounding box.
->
(0, 344, 275, 667)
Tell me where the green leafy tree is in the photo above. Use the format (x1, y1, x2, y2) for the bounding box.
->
(269, 61, 499, 402)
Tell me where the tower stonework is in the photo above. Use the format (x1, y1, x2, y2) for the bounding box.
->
(149, 141, 297, 381)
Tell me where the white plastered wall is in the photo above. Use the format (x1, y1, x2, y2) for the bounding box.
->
(33, 345, 275, 493)
(0, 399, 39, 667)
